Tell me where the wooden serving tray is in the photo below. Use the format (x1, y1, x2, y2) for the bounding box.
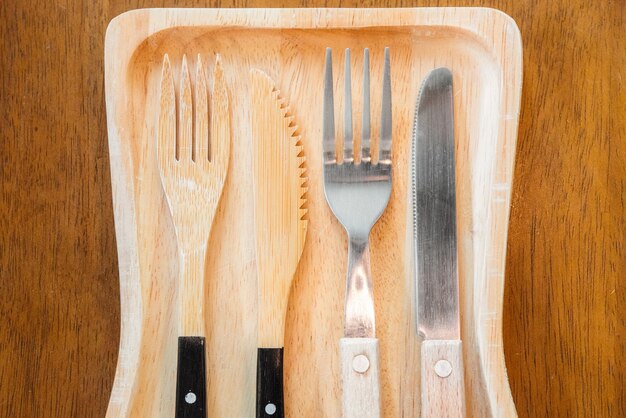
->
(104, 8, 522, 417)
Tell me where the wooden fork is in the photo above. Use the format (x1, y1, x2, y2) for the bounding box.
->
(157, 53, 230, 418)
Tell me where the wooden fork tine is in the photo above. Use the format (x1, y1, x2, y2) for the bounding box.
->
(195, 54, 209, 162)
(210, 54, 230, 166)
(158, 54, 176, 166)
(178, 55, 193, 161)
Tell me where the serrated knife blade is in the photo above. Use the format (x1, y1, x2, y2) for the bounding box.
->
(413, 67, 459, 341)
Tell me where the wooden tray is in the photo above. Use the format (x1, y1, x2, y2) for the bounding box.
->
(104, 8, 522, 417)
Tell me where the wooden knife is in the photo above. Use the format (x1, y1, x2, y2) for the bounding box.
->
(412, 67, 466, 417)
(251, 69, 308, 418)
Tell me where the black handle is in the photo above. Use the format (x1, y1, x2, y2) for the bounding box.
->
(256, 348, 284, 418)
(175, 337, 206, 418)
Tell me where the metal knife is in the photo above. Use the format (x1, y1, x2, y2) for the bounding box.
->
(251, 69, 308, 418)
(412, 67, 466, 417)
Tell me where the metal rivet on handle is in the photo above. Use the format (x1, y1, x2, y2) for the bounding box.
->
(434, 359, 453, 378)
(184, 392, 197, 404)
(352, 354, 370, 373)
(265, 403, 277, 415)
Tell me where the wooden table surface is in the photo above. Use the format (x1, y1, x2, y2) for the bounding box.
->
(0, 1, 623, 417)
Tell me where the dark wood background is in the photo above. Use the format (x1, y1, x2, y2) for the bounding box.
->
(1, 1, 624, 417)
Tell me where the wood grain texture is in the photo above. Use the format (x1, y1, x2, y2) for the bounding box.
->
(0, 2, 624, 418)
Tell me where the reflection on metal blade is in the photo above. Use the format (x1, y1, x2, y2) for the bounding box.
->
(412, 67, 459, 341)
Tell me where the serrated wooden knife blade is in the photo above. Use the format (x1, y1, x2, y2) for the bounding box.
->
(250, 69, 307, 418)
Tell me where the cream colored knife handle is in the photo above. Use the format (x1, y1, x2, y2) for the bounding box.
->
(421, 340, 466, 418)
(340, 338, 380, 418)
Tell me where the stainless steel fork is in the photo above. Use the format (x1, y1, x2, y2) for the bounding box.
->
(323, 47, 392, 418)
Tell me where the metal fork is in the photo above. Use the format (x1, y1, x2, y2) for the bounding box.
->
(323, 47, 392, 418)
(157, 53, 230, 417)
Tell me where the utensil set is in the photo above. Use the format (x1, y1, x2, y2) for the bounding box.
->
(156, 50, 462, 418)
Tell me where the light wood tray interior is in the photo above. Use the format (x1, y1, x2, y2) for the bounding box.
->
(104, 8, 522, 417)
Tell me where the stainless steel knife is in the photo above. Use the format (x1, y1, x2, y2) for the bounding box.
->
(412, 67, 466, 417)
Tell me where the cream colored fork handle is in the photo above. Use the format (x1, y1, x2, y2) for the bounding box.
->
(421, 340, 466, 418)
(341, 338, 380, 418)
(178, 248, 206, 336)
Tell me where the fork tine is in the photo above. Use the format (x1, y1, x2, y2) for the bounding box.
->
(195, 54, 209, 162)
(179, 55, 193, 161)
(210, 54, 230, 166)
(379, 47, 392, 163)
(158, 54, 176, 165)
(343, 48, 353, 163)
(361, 48, 371, 163)
(323, 48, 335, 164)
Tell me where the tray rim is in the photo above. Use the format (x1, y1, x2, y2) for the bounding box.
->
(104, 7, 522, 417)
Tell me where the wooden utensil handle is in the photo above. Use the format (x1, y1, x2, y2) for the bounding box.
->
(340, 338, 381, 418)
(175, 337, 206, 418)
(256, 348, 284, 418)
(420, 340, 466, 418)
